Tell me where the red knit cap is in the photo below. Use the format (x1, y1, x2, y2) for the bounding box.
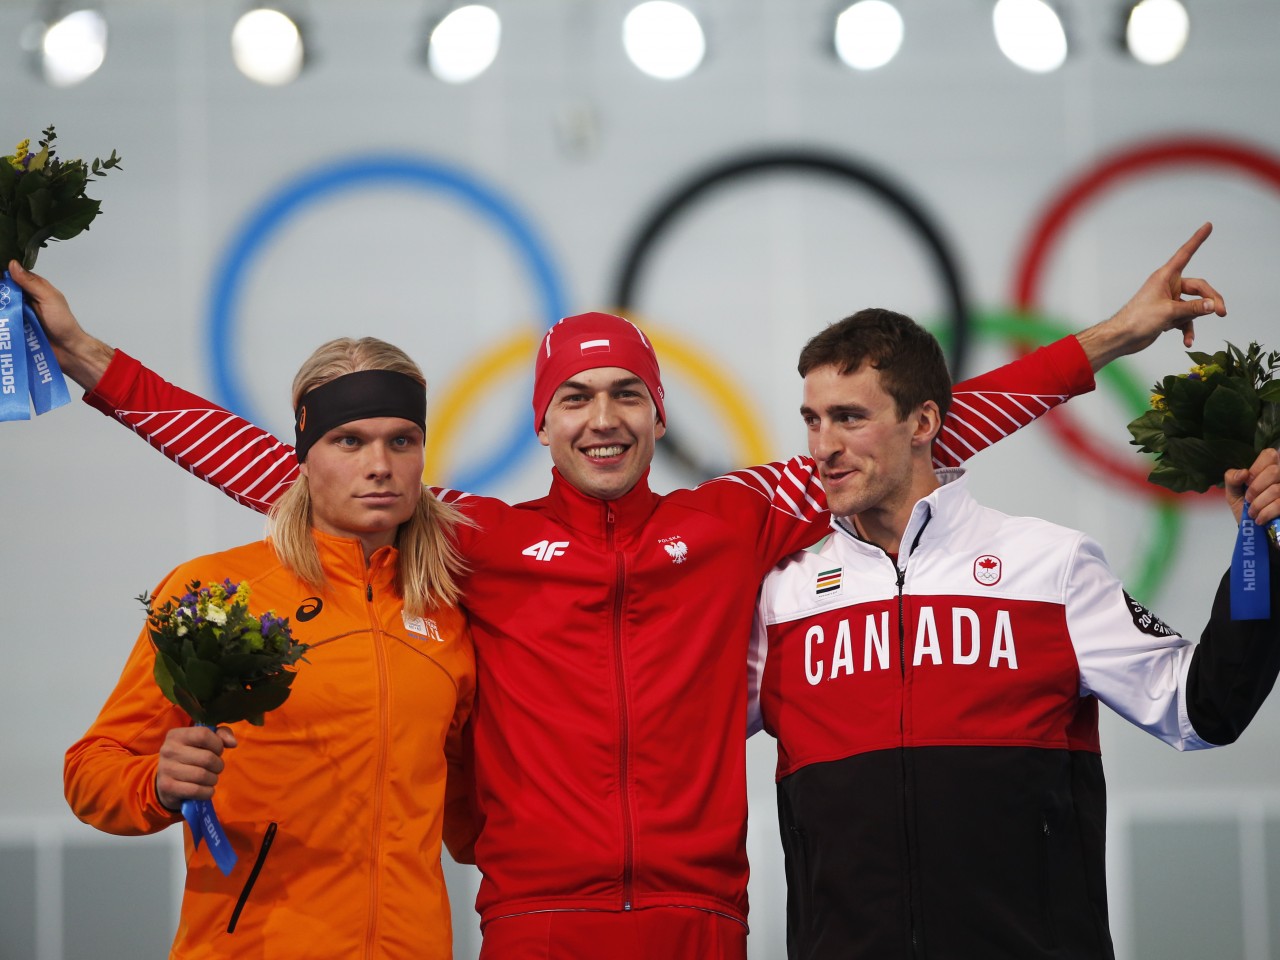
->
(532, 312, 666, 432)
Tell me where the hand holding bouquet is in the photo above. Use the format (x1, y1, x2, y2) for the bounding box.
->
(139, 579, 308, 873)
(1128, 342, 1280, 619)
(0, 126, 120, 420)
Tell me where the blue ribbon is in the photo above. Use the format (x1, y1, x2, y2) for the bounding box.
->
(179, 722, 239, 876)
(23, 299, 70, 414)
(0, 270, 71, 420)
(0, 272, 28, 420)
(1230, 500, 1271, 620)
(181, 796, 239, 877)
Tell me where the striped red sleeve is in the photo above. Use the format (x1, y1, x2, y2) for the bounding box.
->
(84, 350, 299, 515)
(699, 456, 830, 565)
(932, 335, 1094, 469)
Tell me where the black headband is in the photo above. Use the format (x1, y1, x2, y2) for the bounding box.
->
(294, 370, 427, 463)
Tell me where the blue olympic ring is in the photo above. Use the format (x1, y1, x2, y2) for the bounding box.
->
(207, 154, 570, 492)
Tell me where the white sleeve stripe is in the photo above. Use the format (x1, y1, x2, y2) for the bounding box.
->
(154, 410, 218, 448)
(219, 449, 298, 496)
(188, 423, 275, 469)
(948, 397, 1016, 438)
(951, 394, 1023, 430)
(937, 425, 980, 458)
(931, 437, 963, 467)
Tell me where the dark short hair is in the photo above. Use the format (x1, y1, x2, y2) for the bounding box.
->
(797, 308, 952, 421)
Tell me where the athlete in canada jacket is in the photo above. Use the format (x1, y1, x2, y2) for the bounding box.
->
(750, 472, 1280, 960)
(748, 302, 1280, 960)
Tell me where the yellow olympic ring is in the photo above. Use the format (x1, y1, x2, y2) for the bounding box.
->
(423, 318, 773, 482)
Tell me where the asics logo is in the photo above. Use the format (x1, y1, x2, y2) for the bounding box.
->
(523, 540, 570, 562)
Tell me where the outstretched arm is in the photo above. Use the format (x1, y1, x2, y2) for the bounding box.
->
(10, 260, 298, 514)
(1073, 222, 1226, 372)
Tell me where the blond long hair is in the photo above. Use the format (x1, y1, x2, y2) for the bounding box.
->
(268, 337, 471, 615)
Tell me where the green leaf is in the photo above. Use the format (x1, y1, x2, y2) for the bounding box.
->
(1148, 459, 1215, 494)
(15, 172, 42, 199)
(1202, 385, 1259, 445)
(1127, 409, 1169, 453)
(0, 217, 18, 267)
(1258, 382, 1280, 403)
(1163, 436, 1224, 484)
(183, 657, 222, 702)
(1204, 436, 1258, 474)
(25, 187, 52, 225)
(44, 197, 101, 241)
(203, 684, 293, 726)
(152, 651, 181, 705)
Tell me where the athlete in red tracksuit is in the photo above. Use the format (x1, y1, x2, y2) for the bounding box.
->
(11, 231, 1222, 958)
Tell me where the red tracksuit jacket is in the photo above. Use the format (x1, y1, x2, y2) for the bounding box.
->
(82, 337, 1093, 929)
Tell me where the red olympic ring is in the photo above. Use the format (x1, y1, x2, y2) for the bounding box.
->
(1012, 137, 1280, 501)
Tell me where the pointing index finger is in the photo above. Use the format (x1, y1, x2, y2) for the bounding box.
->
(1164, 221, 1213, 274)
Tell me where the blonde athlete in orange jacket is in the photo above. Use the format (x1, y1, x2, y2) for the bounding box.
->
(64, 338, 476, 960)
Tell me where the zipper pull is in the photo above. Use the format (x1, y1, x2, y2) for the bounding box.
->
(366, 583, 373, 602)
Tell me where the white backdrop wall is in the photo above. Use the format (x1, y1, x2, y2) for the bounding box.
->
(2, 2, 1279, 958)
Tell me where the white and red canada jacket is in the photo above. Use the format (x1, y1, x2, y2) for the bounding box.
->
(83, 338, 1093, 931)
(748, 470, 1280, 960)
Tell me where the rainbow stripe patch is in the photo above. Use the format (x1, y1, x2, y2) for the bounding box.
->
(816, 568, 842, 595)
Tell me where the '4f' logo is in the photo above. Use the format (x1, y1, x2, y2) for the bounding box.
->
(523, 540, 570, 562)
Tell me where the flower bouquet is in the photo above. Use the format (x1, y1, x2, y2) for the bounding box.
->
(0, 126, 121, 420)
(1127, 341, 1280, 618)
(139, 579, 308, 874)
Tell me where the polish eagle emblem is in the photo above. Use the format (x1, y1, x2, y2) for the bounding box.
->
(663, 540, 689, 564)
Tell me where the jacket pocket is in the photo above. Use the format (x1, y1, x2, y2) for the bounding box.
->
(227, 822, 278, 934)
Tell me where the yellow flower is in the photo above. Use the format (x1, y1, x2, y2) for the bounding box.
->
(1185, 362, 1223, 382)
(1150, 393, 1168, 411)
(6, 139, 32, 170)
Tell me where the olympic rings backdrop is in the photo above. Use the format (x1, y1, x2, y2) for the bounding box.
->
(206, 137, 1280, 603)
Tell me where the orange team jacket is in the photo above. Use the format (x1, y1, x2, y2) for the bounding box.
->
(64, 530, 475, 960)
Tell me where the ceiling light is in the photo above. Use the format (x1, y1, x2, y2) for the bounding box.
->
(231, 7, 306, 86)
(426, 4, 501, 83)
(993, 0, 1068, 73)
(1124, 0, 1189, 65)
(37, 7, 107, 87)
(833, 1, 904, 71)
(622, 1, 706, 81)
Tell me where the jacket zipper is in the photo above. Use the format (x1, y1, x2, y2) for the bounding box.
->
(895, 524, 927, 958)
(607, 506, 635, 911)
(364, 569, 390, 954)
(895, 561, 920, 956)
(226, 821, 278, 933)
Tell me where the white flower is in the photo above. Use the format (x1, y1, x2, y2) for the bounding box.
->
(176, 624, 188, 636)
(205, 606, 227, 626)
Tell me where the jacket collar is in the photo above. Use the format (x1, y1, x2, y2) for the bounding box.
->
(832, 467, 976, 565)
(546, 467, 660, 541)
(306, 527, 401, 591)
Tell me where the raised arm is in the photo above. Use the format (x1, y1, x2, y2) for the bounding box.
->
(1073, 222, 1225, 372)
(10, 260, 298, 514)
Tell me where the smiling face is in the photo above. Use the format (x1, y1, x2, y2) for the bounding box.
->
(802, 362, 939, 527)
(537, 366, 666, 501)
(299, 416, 425, 557)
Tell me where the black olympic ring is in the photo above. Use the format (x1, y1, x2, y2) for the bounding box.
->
(610, 148, 973, 482)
